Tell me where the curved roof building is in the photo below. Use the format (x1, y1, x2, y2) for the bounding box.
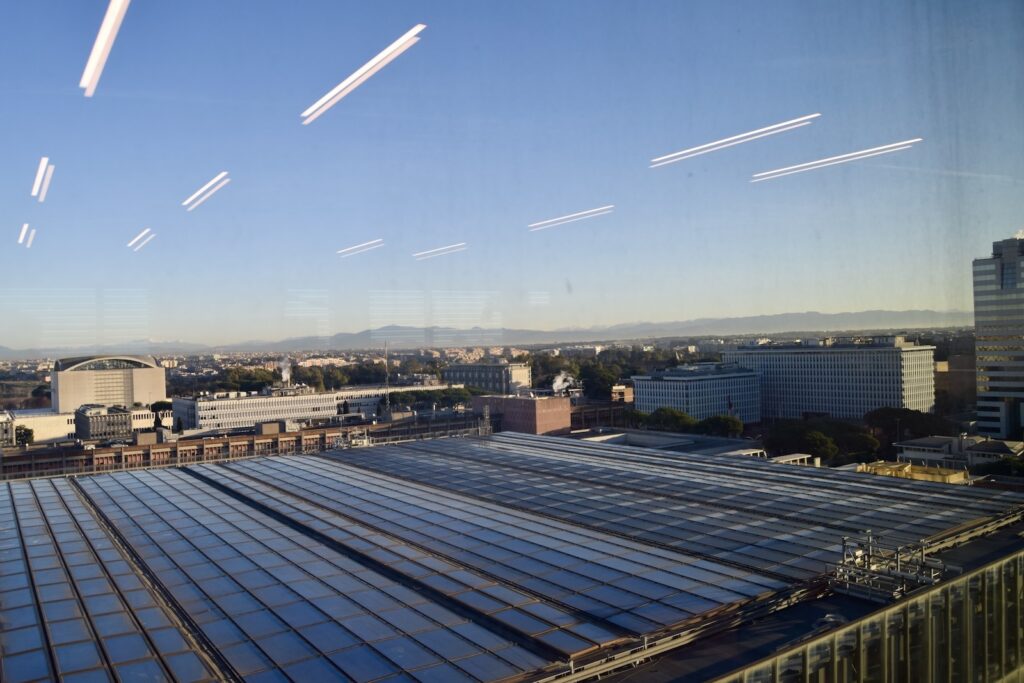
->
(53, 354, 160, 372)
(52, 354, 166, 413)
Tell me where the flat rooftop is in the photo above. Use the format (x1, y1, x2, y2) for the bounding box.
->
(1, 433, 1021, 681)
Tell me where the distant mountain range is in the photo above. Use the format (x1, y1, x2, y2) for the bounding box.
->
(0, 309, 974, 360)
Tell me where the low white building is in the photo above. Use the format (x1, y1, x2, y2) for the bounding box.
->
(173, 384, 466, 432)
(722, 336, 935, 420)
(632, 363, 760, 423)
(173, 387, 341, 431)
(10, 409, 77, 444)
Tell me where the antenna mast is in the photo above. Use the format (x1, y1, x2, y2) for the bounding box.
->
(384, 340, 390, 414)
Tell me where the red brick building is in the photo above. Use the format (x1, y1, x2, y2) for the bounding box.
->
(472, 396, 571, 435)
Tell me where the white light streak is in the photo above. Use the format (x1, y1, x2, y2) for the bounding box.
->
(133, 233, 155, 251)
(413, 242, 467, 260)
(650, 121, 814, 168)
(37, 164, 55, 203)
(528, 209, 615, 232)
(80, 0, 131, 97)
(301, 24, 425, 124)
(302, 37, 420, 126)
(126, 228, 150, 247)
(185, 178, 231, 212)
(650, 113, 820, 167)
(528, 205, 615, 231)
(337, 239, 385, 257)
(182, 171, 228, 207)
(31, 157, 49, 196)
(25, 229, 36, 249)
(18, 224, 29, 244)
(751, 138, 923, 182)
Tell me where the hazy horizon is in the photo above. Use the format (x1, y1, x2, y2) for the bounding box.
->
(0, 307, 975, 354)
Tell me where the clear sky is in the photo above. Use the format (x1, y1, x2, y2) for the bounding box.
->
(1, 0, 1022, 348)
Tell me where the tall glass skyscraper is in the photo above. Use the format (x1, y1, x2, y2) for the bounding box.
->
(973, 236, 1024, 439)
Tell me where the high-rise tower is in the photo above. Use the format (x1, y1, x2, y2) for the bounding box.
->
(973, 234, 1024, 439)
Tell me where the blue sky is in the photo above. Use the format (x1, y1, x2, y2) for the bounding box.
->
(1, 0, 1022, 347)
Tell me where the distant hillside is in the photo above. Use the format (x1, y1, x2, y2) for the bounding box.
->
(0, 309, 973, 359)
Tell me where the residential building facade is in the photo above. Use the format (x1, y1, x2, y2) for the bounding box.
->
(442, 362, 532, 394)
(631, 363, 760, 423)
(974, 236, 1024, 439)
(722, 336, 935, 420)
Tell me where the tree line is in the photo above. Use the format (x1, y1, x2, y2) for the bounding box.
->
(629, 407, 745, 438)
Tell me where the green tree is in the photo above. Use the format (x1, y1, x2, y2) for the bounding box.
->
(697, 415, 744, 437)
(531, 354, 580, 390)
(972, 457, 1024, 477)
(15, 425, 33, 446)
(864, 407, 957, 450)
(323, 366, 350, 390)
(579, 364, 618, 400)
(221, 367, 278, 392)
(802, 431, 839, 460)
(644, 407, 698, 433)
(150, 400, 173, 412)
(348, 363, 387, 385)
(836, 431, 880, 456)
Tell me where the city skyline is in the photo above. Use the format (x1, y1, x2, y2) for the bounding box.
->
(2, 1, 1023, 348)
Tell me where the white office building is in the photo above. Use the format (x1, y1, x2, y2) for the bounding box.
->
(723, 336, 935, 420)
(974, 236, 1024, 439)
(51, 355, 167, 413)
(632, 363, 760, 423)
(173, 387, 342, 431)
(173, 384, 466, 431)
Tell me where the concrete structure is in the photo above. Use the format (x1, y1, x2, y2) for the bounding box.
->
(723, 336, 935, 420)
(51, 355, 167, 412)
(74, 405, 133, 441)
(852, 460, 969, 485)
(0, 411, 14, 447)
(895, 434, 1024, 468)
(770, 452, 821, 467)
(632, 363, 760, 423)
(442, 362, 531, 394)
(974, 236, 1024, 439)
(471, 395, 571, 435)
(9, 408, 77, 444)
